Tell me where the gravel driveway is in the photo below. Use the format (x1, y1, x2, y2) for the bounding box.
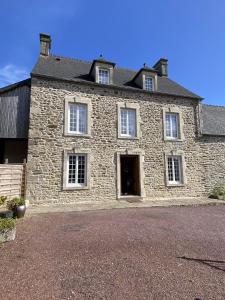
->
(1, 205, 225, 300)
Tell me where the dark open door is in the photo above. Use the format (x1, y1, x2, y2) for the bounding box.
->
(120, 155, 140, 196)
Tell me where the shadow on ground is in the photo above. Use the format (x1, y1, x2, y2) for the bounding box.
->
(178, 256, 225, 273)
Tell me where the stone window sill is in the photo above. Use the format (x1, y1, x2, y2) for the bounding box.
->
(118, 136, 139, 140)
(166, 183, 185, 187)
(63, 186, 89, 191)
(164, 138, 184, 142)
(64, 133, 92, 138)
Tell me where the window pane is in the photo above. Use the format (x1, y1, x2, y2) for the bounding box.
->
(121, 109, 127, 135)
(173, 157, 180, 181)
(165, 113, 179, 138)
(145, 77, 153, 91)
(166, 114, 171, 137)
(167, 157, 173, 181)
(128, 109, 136, 136)
(69, 103, 87, 134)
(167, 156, 181, 184)
(68, 154, 86, 186)
(78, 104, 87, 133)
(99, 69, 109, 84)
(120, 108, 136, 137)
(77, 155, 86, 184)
(69, 104, 77, 132)
(68, 155, 76, 184)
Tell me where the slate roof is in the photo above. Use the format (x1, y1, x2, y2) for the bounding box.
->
(31, 55, 202, 99)
(202, 104, 225, 136)
(0, 78, 31, 94)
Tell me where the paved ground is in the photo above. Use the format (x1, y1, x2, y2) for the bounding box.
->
(1, 206, 225, 300)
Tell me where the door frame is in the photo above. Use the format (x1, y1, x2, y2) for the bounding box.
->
(116, 150, 145, 199)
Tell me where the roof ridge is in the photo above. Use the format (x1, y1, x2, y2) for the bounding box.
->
(51, 54, 138, 73)
(203, 103, 225, 108)
(50, 54, 92, 64)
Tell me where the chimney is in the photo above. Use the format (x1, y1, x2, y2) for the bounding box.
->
(153, 58, 168, 77)
(40, 33, 51, 56)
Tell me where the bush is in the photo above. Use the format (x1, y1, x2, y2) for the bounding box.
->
(0, 218, 15, 231)
(0, 196, 7, 206)
(7, 197, 25, 210)
(211, 185, 225, 197)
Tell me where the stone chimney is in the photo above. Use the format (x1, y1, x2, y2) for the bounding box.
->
(40, 33, 51, 56)
(153, 58, 168, 77)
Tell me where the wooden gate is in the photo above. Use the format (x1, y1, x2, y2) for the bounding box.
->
(0, 164, 26, 199)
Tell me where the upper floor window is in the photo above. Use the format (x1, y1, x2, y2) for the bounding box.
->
(167, 156, 182, 185)
(165, 112, 179, 139)
(144, 76, 154, 91)
(98, 69, 109, 84)
(67, 154, 87, 187)
(120, 108, 136, 137)
(69, 103, 87, 134)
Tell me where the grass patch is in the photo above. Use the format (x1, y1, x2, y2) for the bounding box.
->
(0, 218, 15, 230)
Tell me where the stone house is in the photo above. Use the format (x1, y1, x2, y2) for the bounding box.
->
(0, 33, 225, 204)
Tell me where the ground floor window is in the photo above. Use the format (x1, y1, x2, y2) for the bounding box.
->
(67, 154, 87, 187)
(167, 156, 183, 185)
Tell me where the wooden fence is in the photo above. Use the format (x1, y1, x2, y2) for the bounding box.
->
(0, 164, 26, 199)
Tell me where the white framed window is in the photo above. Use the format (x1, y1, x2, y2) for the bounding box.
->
(98, 69, 109, 84)
(120, 108, 136, 137)
(165, 113, 179, 139)
(144, 76, 154, 91)
(167, 156, 182, 185)
(67, 154, 87, 187)
(68, 103, 87, 134)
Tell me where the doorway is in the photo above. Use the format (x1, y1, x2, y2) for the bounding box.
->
(120, 155, 140, 196)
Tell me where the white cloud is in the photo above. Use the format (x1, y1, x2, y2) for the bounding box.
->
(0, 64, 28, 87)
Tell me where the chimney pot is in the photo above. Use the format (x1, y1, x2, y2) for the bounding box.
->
(40, 33, 51, 56)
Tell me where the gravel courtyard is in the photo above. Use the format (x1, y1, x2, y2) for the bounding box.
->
(1, 205, 225, 300)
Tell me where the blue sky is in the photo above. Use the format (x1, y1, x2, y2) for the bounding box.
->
(0, 0, 224, 105)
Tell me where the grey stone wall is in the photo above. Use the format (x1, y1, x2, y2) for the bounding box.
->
(26, 77, 225, 204)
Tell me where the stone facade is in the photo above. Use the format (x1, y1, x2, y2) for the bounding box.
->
(26, 76, 225, 204)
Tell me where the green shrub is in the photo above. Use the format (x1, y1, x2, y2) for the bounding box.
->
(212, 185, 225, 197)
(7, 197, 25, 210)
(0, 196, 7, 206)
(0, 218, 15, 230)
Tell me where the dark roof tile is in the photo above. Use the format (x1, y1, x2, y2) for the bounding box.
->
(31, 55, 202, 99)
(202, 104, 225, 136)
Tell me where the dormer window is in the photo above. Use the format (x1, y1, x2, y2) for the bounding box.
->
(144, 76, 154, 91)
(89, 57, 115, 85)
(98, 69, 109, 85)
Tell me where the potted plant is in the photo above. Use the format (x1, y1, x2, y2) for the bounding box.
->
(7, 197, 26, 218)
(0, 196, 13, 218)
(211, 185, 225, 200)
(0, 217, 16, 242)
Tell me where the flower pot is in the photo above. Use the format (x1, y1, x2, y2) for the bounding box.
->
(0, 227, 16, 243)
(13, 205, 26, 218)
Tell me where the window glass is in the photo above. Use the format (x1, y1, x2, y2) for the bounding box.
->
(145, 77, 153, 91)
(99, 69, 109, 84)
(165, 113, 179, 139)
(68, 154, 86, 186)
(167, 156, 182, 184)
(69, 103, 87, 134)
(120, 108, 136, 137)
